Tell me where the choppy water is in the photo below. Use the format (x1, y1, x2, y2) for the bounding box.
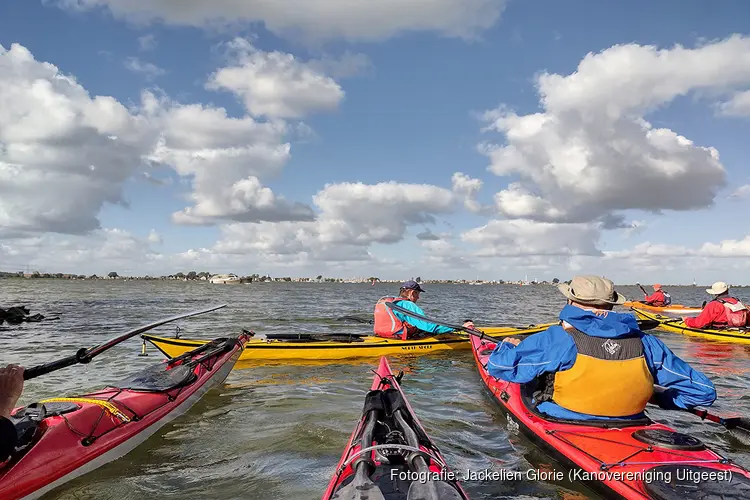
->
(1, 280, 749, 499)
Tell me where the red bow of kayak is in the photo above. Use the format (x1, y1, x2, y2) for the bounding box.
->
(0, 332, 249, 500)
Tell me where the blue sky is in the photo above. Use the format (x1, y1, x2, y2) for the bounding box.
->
(1, 1, 750, 282)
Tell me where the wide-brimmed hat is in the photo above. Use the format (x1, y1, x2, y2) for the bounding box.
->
(558, 275, 627, 306)
(653, 284, 662, 291)
(705, 281, 729, 295)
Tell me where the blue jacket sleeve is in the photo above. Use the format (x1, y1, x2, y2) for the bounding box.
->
(486, 326, 578, 383)
(641, 334, 717, 409)
(392, 301, 455, 334)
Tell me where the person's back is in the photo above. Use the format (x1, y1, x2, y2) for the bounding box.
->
(487, 275, 716, 421)
(684, 282, 749, 329)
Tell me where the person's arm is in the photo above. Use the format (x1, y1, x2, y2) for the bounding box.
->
(683, 302, 721, 329)
(486, 327, 576, 383)
(0, 364, 24, 462)
(392, 301, 455, 334)
(641, 335, 716, 409)
(643, 292, 658, 305)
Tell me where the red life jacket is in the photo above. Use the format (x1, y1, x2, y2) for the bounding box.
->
(717, 297, 749, 327)
(373, 297, 419, 340)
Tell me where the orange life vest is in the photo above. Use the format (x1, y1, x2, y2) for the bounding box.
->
(373, 297, 419, 340)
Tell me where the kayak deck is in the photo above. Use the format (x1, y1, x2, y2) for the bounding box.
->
(631, 307, 750, 345)
(471, 335, 750, 499)
(323, 357, 468, 499)
(143, 324, 552, 361)
(0, 334, 248, 500)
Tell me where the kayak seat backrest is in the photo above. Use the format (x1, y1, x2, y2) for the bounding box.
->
(520, 380, 653, 428)
(112, 363, 196, 392)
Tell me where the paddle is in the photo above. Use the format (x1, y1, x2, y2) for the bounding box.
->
(385, 302, 662, 342)
(687, 407, 750, 433)
(636, 282, 649, 297)
(335, 315, 373, 324)
(652, 385, 750, 436)
(23, 304, 227, 380)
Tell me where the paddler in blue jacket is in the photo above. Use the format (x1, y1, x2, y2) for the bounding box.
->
(487, 275, 717, 421)
(373, 281, 473, 340)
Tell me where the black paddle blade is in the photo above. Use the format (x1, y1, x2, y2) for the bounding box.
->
(636, 319, 661, 331)
(331, 463, 387, 500)
(407, 479, 464, 500)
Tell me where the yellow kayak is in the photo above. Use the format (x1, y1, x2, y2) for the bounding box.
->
(631, 307, 750, 344)
(141, 323, 554, 362)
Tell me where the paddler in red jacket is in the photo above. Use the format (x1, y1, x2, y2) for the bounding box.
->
(683, 281, 749, 329)
(486, 275, 716, 421)
(642, 284, 670, 307)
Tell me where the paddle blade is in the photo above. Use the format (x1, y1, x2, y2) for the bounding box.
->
(636, 319, 661, 331)
(407, 479, 464, 500)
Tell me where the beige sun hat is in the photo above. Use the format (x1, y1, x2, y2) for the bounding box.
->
(705, 281, 729, 295)
(558, 275, 627, 306)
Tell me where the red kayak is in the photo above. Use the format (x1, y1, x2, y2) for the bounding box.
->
(323, 356, 468, 500)
(0, 333, 249, 500)
(471, 334, 750, 499)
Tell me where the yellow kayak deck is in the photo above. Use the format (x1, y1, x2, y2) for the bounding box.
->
(631, 307, 750, 344)
(142, 324, 553, 361)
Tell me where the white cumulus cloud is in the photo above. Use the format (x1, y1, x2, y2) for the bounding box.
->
(207, 38, 345, 119)
(54, 0, 508, 42)
(0, 43, 156, 236)
(480, 35, 750, 226)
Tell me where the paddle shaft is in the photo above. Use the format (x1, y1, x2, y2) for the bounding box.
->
(636, 283, 648, 297)
(688, 407, 750, 432)
(385, 302, 661, 342)
(23, 304, 227, 380)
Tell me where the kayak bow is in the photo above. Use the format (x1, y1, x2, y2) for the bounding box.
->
(142, 324, 551, 362)
(470, 335, 750, 499)
(0, 332, 249, 500)
(323, 357, 468, 500)
(631, 307, 750, 344)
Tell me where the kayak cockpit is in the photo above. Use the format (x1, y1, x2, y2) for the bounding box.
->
(112, 363, 196, 392)
(518, 377, 653, 428)
(330, 387, 464, 500)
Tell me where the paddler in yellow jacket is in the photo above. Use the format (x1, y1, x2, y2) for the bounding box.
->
(487, 275, 717, 421)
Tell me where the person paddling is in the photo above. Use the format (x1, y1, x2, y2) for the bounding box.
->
(0, 364, 24, 462)
(683, 281, 749, 329)
(641, 284, 671, 307)
(486, 275, 716, 421)
(373, 281, 473, 340)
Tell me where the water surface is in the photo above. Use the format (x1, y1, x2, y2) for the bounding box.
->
(2, 281, 749, 499)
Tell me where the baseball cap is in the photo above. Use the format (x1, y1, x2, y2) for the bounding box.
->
(401, 280, 426, 293)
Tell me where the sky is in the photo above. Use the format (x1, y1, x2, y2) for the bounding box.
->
(2, 1, 750, 283)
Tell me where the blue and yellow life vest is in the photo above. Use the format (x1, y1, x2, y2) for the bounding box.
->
(541, 327, 654, 417)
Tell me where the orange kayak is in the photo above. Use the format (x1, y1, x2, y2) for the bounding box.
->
(622, 301, 702, 317)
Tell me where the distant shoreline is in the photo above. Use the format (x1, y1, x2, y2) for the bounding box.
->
(0, 273, 740, 287)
